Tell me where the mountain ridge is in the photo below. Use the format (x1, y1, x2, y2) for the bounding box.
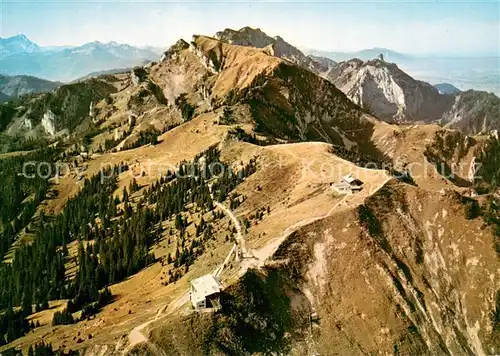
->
(0, 74, 62, 102)
(212, 28, 499, 135)
(0, 35, 161, 82)
(214, 26, 336, 75)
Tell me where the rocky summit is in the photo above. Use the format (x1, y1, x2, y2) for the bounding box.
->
(215, 26, 336, 75)
(325, 58, 500, 135)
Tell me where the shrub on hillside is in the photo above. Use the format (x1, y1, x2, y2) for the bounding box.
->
(462, 197, 481, 220)
(175, 93, 195, 121)
(52, 308, 74, 326)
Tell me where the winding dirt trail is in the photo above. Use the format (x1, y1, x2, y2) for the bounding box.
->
(124, 307, 167, 356)
(250, 176, 391, 264)
(247, 195, 348, 267)
(122, 178, 390, 354)
(123, 201, 244, 355)
(214, 201, 248, 257)
(123, 290, 190, 355)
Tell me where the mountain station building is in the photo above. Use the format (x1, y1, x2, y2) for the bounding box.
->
(190, 275, 223, 311)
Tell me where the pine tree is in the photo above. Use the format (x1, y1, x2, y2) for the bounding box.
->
(41, 295, 49, 311)
(21, 288, 32, 317)
(123, 187, 129, 203)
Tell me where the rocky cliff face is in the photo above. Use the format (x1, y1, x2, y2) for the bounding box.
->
(214, 27, 336, 75)
(441, 90, 500, 134)
(308, 54, 337, 74)
(327, 59, 455, 123)
(327, 59, 500, 135)
(1, 78, 118, 138)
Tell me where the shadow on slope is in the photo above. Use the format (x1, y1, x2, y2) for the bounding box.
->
(152, 269, 310, 356)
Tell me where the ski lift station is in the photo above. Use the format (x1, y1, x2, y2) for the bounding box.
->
(190, 275, 223, 311)
(330, 174, 364, 195)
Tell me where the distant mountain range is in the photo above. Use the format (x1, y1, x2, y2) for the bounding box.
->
(0, 34, 40, 56)
(434, 83, 462, 95)
(0, 34, 163, 82)
(2, 33, 498, 97)
(306, 47, 409, 63)
(1, 30, 498, 136)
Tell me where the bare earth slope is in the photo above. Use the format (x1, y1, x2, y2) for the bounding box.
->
(269, 180, 498, 355)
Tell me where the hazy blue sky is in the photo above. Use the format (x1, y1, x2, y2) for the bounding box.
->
(1, 0, 499, 55)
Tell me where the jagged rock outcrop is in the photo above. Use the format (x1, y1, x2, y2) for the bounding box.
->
(127, 67, 168, 115)
(307, 54, 337, 74)
(160, 39, 189, 62)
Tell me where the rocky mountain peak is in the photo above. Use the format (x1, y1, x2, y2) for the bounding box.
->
(326, 57, 453, 123)
(325, 56, 500, 134)
(161, 39, 189, 61)
(215, 26, 273, 48)
(0, 34, 40, 56)
(214, 26, 336, 75)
